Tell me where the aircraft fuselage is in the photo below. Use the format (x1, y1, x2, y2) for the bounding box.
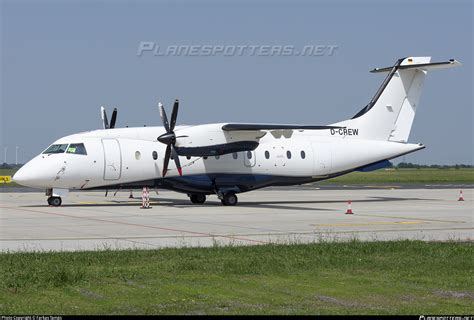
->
(14, 124, 423, 196)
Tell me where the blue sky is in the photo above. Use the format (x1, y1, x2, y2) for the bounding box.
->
(1, 0, 472, 164)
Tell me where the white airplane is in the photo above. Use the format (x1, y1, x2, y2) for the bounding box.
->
(13, 56, 460, 206)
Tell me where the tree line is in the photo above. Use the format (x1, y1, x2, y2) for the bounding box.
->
(396, 162, 473, 169)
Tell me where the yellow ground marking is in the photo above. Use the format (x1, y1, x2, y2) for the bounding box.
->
(364, 185, 400, 189)
(312, 221, 423, 227)
(77, 202, 104, 204)
(75, 201, 138, 204)
(75, 200, 153, 205)
(356, 213, 465, 224)
(0, 176, 12, 184)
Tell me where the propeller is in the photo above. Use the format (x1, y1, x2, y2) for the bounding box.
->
(100, 106, 118, 129)
(110, 108, 118, 129)
(157, 99, 182, 177)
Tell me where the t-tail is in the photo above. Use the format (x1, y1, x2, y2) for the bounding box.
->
(333, 57, 461, 142)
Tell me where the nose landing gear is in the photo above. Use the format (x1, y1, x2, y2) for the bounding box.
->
(46, 188, 68, 207)
(47, 196, 62, 207)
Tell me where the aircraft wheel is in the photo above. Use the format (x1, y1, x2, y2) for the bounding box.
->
(48, 196, 62, 207)
(221, 193, 238, 206)
(190, 194, 206, 204)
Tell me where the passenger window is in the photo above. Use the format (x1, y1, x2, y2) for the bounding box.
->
(301, 150, 306, 159)
(232, 152, 238, 160)
(203, 156, 208, 160)
(265, 151, 270, 159)
(152, 151, 158, 160)
(247, 151, 252, 159)
(215, 155, 220, 160)
(43, 144, 69, 154)
(67, 143, 87, 155)
(287, 151, 292, 159)
(186, 156, 191, 160)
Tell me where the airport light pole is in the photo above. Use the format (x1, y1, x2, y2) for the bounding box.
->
(15, 146, 19, 165)
(3, 147, 7, 164)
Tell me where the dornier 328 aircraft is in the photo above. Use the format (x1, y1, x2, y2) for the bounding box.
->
(13, 56, 460, 206)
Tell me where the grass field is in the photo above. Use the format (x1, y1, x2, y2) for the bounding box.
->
(319, 168, 474, 185)
(0, 169, 17, 176)
(1, 168, 473, 187)
(1, 241, 472, 315)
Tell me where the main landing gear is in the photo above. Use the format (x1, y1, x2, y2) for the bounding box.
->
(221, 193, 238, 206)
(47, 196, 62, 207)
(188, 193, 238, 206)
(189, 194, 206, 204)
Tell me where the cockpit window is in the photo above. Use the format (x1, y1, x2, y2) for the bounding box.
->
(67, 143, 87, 155)
(43, 144, 69, 154)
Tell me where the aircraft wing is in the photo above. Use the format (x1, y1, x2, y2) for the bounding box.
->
(172, 123, 343, 157)
(222, 123, 343, 131)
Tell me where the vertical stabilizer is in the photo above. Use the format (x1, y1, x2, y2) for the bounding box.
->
(333, 57, 461, 142)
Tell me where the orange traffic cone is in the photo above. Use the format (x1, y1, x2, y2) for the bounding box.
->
(458, 190, 464, 201)
(345, 200, 354, 214)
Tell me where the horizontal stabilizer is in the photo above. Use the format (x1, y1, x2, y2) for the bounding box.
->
(371, 58, 461, 73)
(222, 124, 343, 131)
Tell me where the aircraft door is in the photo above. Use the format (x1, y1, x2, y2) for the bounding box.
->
(102, 139, 122, 180)
(274, 146, 287, 169)
(311, 142, 331, 176)
(244, 150, 256, 167)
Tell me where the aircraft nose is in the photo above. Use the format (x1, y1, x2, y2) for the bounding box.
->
(12, 159, 50, 188)
(12, 165, 32, 184)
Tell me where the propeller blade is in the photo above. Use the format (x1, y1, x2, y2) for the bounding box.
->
(157, 100, 182, 176)
(162, 144, 171, 177)
(100, 106, 109, 129)
(169, 99, 179, 132)
(159, 102, 170, 133)
(109, 108, 118, 129)
(171, 145, 182, 176)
